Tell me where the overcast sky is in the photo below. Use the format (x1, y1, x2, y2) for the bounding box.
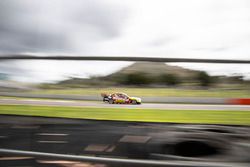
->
(0, 0, 250, 82)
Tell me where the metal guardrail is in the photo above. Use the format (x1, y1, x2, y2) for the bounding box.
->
(0, 148, 248, 167)
(0, 55, 250, 63)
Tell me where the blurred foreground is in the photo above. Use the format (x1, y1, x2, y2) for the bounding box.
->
(0, 115, 250, 167)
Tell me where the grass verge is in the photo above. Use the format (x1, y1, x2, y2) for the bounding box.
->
(0, 105, 250, 125)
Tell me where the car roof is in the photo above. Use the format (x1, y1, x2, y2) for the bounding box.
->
(113, 92, 128, 96)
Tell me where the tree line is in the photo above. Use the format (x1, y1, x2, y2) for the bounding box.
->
(116, 71, 214, 87)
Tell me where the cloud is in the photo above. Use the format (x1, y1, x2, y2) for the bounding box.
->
(0, 1, 68, 53)
(0, 0, 250, 82)
(146, 37, 176, 47)
(193, 47, 228, 52)
(0, 0, 129, 54)
(0, 0, 130, 82)
(73, 1, 128, 38)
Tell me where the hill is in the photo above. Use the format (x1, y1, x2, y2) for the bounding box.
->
(106, 62, 199, 79)
(49, 62, 201, 87)
(38, 62, 247, 88)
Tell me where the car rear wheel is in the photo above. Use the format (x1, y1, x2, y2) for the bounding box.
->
(109, 99, 114, 104)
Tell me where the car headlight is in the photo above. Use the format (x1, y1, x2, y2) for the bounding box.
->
(137, 98, 141, 102)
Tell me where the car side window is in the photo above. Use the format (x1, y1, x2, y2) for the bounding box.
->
(116, 94, 124, 99)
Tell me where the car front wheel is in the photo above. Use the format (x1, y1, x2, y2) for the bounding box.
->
(132, 100, 137, 104)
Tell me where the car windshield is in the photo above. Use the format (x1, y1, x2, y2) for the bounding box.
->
(118, 93, 128, 98)
(0, 1, 250, 167)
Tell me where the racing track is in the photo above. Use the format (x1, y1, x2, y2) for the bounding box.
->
(0, 98, 250, 111)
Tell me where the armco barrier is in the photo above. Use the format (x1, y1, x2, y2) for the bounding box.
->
(0, 148, 249, 167)
(228, 98, 250, 105)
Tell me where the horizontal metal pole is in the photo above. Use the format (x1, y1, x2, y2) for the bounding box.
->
(0, 55, 250, 63)
(0, 148, 247, 167)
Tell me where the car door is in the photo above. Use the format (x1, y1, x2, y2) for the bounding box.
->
(116, 94, 126, 103)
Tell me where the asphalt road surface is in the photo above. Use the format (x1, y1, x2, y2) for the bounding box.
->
(1, 98, 250, 110)
(0, 115, 250, 167)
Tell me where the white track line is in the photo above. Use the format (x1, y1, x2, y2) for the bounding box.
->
(37, 140, 68, 144)
(0, 157, 33, 160)
(36, 133, 68, 136)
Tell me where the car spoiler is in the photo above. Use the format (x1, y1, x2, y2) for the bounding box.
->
(101, 93, 109, 97)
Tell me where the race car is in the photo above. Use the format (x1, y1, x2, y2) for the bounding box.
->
(101, 92, 141, 104)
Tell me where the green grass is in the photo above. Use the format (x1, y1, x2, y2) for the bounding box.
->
(0, 96, 95, 102)
(0, 105, 250, 125)
(30, 87, 250, 98)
